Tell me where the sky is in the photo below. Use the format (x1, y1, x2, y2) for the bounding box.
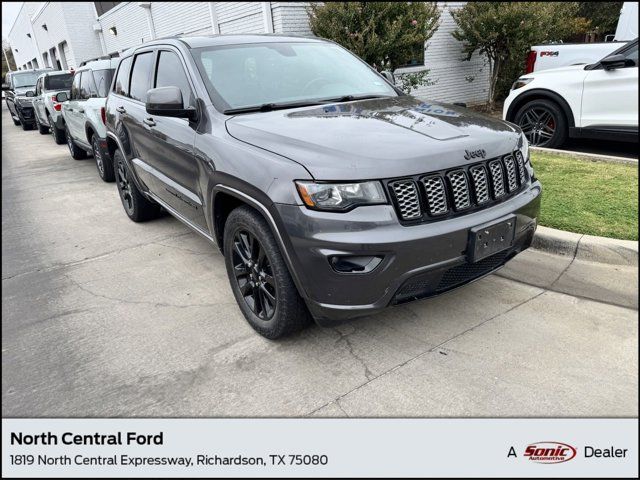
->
(2, 2, 23, 41)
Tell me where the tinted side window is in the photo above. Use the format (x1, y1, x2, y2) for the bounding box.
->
(114, 57, 132, 96)
(93, 69, 115, 97)
(129, 52, 154, 102)
(155, 51, 193, 108)
(35, 78, 41, 96)
(80, 70, 97, 99)
(45, 73, 73, 91)
(70, 72, 82, 100)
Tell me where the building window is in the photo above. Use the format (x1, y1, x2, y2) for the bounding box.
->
(94, 2, 121, 17)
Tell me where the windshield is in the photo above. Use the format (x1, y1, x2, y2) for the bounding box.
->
(12, 72, 42, 88)
(191, 42, 397, 111)
(45, 73, 73, 91)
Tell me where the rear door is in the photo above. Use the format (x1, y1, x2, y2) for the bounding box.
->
(64, 72, 83, 140)
(580, 42, 638, 128)
(138, 48, 204, 229)
(122, 50, 156, 169)
(33, 77, 45, 122)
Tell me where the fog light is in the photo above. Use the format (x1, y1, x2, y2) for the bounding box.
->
(329, 255, 383, 274)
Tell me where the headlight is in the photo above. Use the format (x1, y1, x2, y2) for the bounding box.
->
(295, 181, 387, 211)
(511, 77, 533, 91)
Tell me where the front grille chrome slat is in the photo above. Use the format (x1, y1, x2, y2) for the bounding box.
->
(488, 159, 506, 199)
(503, 155, 519, 192)
(515, 150, 527, 183)
(388, 151, 528, 224)
(447, 170, 471, 211)
(421, 175, 449, 215)
(390, 180, 422, 220)
(469, 165, 490, 205)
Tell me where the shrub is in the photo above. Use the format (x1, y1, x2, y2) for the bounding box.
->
(308, 2, 440, 93)
(451, 2, 589, 107)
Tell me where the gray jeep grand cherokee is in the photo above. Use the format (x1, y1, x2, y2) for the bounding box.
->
(105, 35, 541, 339)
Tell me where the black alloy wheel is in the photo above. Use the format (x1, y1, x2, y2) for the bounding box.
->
(231, 229, 278, 320)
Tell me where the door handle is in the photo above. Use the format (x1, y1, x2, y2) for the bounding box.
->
(143, 117, 156, 127)
(116, 106, 126, 113)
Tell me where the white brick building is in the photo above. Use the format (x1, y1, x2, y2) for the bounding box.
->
(8, 1, 489, 104)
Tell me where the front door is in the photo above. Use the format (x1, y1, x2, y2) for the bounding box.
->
(581, 42, 638, 128)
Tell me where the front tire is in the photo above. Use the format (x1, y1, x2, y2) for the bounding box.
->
(114, 149, 162, 222)
(223, 206, 311, 339)
(66, 125, 87, 160)
(514, 99, 567, 148)
(12, 116, 21, 126)
(92, 136, 115, 182)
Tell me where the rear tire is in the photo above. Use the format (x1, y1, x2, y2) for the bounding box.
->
(223, 206, 311, 339)
(36, 115, 49, 134)
(114, 149, 162, 222)
(49, 115, 66, 144)
(20, 116, 33, 131)
(92, 136, 115, 183)
(514, 98, 567, 148)
(66, 125, 87, 160)
(12, 117, 21, 126)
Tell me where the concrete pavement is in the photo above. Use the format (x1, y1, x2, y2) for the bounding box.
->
(2, 104, 637, 417)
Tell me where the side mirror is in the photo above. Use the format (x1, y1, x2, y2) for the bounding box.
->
(145, 86, 196, 119)
(601, 54, 634, 70)
(55, 91, 69, 102)
(2, 83, 9, 91)
(25, 90, 35, 97)
(380, 70, 395, 85)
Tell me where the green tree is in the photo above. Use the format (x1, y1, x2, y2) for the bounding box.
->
(2, 45, 17, 83)
(578, 1, 624, 39)
(307, 2, 440, 93)
(451, 2, 589, 107)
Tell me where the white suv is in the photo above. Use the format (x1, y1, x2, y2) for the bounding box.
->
(61, 58, 118, 181)
(504, 39, 638, 148)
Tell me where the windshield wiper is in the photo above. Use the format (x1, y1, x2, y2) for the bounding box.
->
(223, 100, 325, 115)
(319, 94, 393, 103)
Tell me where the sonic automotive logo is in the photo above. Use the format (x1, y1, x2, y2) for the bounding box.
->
(524, 441, 577, 464)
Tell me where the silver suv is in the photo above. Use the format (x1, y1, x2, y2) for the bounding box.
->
(61, 58, 118, 182)
(33, 70, 74, 143)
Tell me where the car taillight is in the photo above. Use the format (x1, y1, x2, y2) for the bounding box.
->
(53, 103, 62, 111)
(101, 106, 106, 125)
(525, 50, 537, 74)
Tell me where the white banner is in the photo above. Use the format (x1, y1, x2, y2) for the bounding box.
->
(2, 418, 637, 478)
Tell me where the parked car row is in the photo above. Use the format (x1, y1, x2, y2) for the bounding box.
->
(5, 35, 542, 340)
(4, 58, 119, 182)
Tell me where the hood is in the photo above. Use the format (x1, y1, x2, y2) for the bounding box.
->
(526, 64, 588, 77)
(226, 96, 521, 180)
(14, 86, 36, 98)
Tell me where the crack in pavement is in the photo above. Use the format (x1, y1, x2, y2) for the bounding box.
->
(65, 274, 235, 310)
(549, 234, 584, 288)
(333, 327, 375, 381)
(2, 232, 192, 282)
(307, 289, 545, 417)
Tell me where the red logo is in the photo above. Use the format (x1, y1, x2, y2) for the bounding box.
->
(524, 442, 577, 464)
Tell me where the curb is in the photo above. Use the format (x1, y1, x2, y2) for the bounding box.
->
(531, 146, 638, 165)
(532, 225, 638, 266)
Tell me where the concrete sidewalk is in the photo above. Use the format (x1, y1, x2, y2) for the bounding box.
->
(2, 104, 637, 418)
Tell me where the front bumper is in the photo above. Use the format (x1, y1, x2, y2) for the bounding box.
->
(275, 181, 541, 325)
(16, 103, 36, 124)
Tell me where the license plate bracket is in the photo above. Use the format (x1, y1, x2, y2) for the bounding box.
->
(468, 215, 516, 263)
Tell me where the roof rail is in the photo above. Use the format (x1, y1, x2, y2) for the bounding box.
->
(78, 52, 120, 68)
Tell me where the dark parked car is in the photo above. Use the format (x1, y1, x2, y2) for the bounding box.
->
(105, 35, 541, 339)
(3, 68, 53, 130)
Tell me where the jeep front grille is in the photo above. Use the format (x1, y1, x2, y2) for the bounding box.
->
(387, 151, 529, 224)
